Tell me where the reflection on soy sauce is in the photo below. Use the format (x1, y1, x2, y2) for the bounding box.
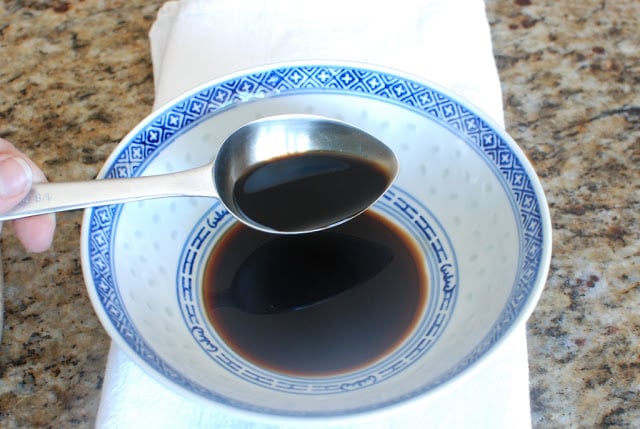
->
(203, 211, 428, 376)
(213, 232, 393, 314)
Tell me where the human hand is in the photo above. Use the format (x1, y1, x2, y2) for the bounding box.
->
(0, 138, 56, 252)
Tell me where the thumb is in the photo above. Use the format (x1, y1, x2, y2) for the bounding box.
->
(0, 156, 33, 212)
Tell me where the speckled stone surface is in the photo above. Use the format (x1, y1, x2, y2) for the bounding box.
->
(0, 0, 638, 428)
(487, 0, 640, 427)
(0, 1, 163, 427)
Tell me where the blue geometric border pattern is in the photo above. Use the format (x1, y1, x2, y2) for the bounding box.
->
(87, 64, 545, 416)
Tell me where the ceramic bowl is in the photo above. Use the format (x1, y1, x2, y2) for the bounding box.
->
(81, 62, 551, 423)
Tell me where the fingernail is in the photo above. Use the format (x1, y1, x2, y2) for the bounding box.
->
(0, 157, 32, 198)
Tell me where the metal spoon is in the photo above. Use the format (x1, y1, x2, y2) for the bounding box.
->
(0, 114, 398, 234)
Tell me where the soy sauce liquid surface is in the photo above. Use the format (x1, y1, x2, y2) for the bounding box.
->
(203, 211, 428, 376)
(233, 152, 392, 231)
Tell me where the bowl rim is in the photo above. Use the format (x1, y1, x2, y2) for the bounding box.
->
(80, 59, 552, 425)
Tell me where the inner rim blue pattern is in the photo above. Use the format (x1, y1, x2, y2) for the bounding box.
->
(86, 64, 545, 416)
(177, 185, 457, 395)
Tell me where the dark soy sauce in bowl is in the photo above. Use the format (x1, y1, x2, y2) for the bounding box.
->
(233, 152, 393, 232)
(202, 211, 428, 376)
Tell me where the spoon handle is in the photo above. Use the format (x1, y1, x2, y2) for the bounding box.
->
(0, 164, 217, 221)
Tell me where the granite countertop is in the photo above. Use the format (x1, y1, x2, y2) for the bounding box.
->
(0, 0, 638, 427)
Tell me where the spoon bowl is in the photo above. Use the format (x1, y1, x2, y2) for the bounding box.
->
(0, 115, 398, 234)
(215, 114, 398, 233)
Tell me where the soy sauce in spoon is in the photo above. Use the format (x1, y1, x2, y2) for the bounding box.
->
(233, 151, 392, 232)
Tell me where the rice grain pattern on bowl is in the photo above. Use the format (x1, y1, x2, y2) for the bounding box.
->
(81, 62, 551, 424)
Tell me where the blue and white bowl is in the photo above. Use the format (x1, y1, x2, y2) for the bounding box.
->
(81, 62, 551, 423)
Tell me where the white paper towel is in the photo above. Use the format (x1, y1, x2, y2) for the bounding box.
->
(96, 1, 532, 427)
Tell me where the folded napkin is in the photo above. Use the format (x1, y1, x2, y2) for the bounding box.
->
(96, 1, 532, 427)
